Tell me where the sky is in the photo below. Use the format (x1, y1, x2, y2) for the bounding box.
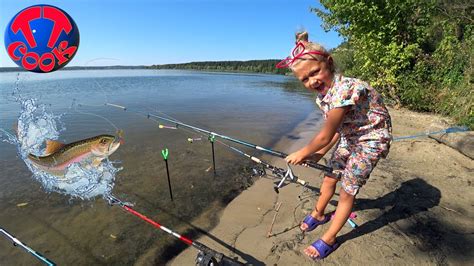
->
(0, 0, 342, 67)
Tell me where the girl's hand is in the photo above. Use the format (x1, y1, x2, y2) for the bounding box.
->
(285, 150, 309, 165)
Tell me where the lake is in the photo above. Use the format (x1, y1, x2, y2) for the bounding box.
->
(0, 69, 322, 265)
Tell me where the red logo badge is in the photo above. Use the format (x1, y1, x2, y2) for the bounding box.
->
(4, 5, 80, 73)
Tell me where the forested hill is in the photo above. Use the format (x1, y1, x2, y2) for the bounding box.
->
(148, 60, 290, 75)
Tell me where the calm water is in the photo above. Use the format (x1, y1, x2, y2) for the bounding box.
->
(0, 69, 321, 265)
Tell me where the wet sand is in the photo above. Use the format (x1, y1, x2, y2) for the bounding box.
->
(172, 107, 474, 265)
(0, 70, 318, 265)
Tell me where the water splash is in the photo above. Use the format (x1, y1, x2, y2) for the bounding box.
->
(1, 93, 121, 200)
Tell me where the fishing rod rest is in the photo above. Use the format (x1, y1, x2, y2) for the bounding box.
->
(208, 135, 217, 176)
(161, 149, 173, 201)
(274, 163, 306, 193)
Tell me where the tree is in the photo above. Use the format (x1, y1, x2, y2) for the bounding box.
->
(313, 0, 473, 128)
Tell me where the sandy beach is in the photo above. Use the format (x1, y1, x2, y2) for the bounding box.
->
(171, 107, 474, 265)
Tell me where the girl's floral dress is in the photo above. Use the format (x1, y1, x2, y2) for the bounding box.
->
(316, 75, 392, 195)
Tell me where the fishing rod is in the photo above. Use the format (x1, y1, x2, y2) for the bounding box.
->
(99, 103, 324, 191)
(144, 109, 310, 192)
(106, 195, 243, 266)
(100, 101, 332, 173)
(144, 112, 333, 173)
(393, 126, 469, 141)
(76, 102, 311, 192)
(0, 227, 56, 266)
(147, 110, 309, 192)
(217, 137, 307, 193)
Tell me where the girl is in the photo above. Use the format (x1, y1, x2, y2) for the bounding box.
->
(277, 32, 392, 260)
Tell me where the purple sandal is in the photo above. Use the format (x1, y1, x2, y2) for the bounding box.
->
(301, 214, 330, 232)
(310, 239, 340, 260)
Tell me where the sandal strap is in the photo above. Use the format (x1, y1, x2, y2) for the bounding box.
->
(311, 239, 340, 259)
(302, 214, 330, 232)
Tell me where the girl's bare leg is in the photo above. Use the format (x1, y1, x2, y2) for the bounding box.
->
(300, 176, 338, 230)
(304, 188, 355, 258)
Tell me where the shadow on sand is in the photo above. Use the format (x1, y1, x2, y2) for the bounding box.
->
(338, 178, 472, 264)
(126, 192, 264, 265)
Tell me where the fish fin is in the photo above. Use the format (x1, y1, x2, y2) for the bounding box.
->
(92, 157, 103, 167)
(45, 140, 65, 155)
(27, 153, 41, 162)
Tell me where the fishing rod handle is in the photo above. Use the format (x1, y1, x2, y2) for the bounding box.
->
(296, 178, 307, 186)
(304, 161, 333, 173)
(274, 151, 333, 173)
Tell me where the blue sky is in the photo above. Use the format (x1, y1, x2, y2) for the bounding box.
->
(0, 0, 342, 67)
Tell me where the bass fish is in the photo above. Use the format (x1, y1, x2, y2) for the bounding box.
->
(27, 134, 122, 177)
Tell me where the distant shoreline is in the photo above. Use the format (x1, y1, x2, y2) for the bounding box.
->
(0, 59, 288, 75)
(0, 65, 148, 72)
(0, 66, 286, 76)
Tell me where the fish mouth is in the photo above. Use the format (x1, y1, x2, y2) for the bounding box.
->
(108, 140, 121, 155)
(115, 135, 124, 145)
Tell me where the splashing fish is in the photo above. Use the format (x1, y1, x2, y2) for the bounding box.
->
(27, 134, 122, 177)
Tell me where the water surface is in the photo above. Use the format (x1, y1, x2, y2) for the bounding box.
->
(0, 69, 321, 265)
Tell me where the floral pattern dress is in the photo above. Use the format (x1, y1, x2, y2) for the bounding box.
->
(316, 75, 392, 195)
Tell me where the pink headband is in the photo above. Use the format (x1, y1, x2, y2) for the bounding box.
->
(276, 42, 328, 69)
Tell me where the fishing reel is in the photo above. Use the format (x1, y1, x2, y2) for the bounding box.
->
(195, 249, 244, 266)
(196, 251, 218, 266)
(251, 166, 266, 177)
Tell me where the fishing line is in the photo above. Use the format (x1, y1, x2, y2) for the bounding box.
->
(143, 112, 333, 173)
(83, 57, 121, 104)
(393, 126, 469, 141)
(71, 100, 119, 131)
(82, 101, 292, 177)
(146, 111, 261, 176)
(145, 108, 256, 154)
(95, 103, 310, 190)
(66, 57, 124, 133)
(93, 79, 111, 105)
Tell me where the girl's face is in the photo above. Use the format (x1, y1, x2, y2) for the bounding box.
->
(292, 58, 334, 95)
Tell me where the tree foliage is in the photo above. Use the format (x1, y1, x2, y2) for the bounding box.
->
(314, 0, 473, 128)
(149, 60, 290, 75)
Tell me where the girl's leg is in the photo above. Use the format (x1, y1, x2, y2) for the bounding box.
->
(304, 187, 355, 258)
(300, 176, 338, 231)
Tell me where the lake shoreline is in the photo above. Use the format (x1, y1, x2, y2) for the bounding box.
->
(172, 107, 474, 265)
(0, 70, 319, 265)
(134, 105, 323, 265)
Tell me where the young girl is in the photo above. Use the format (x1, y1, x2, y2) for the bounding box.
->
(277, 32, 392, 260)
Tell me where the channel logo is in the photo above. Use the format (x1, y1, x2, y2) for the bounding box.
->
(4, 4, 80, 73)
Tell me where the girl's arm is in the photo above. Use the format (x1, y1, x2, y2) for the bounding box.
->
(286, 106, 349, 165)
(303, 132, 339, 165)
(308, 132, 340, 160)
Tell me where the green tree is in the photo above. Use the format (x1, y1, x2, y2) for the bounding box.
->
(314, 0, 473, 128)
